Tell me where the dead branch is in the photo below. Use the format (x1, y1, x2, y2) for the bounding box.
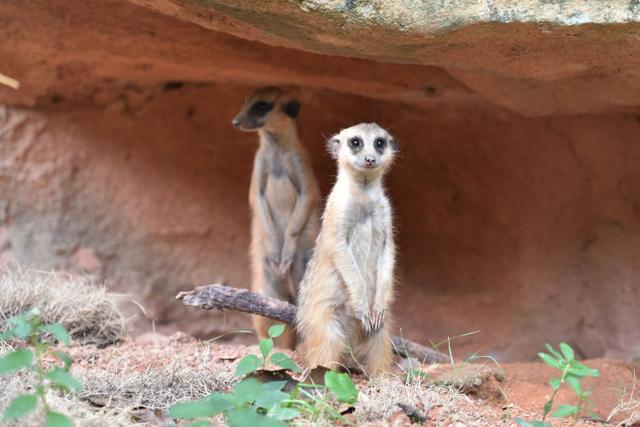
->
(176, 283, 450, 364)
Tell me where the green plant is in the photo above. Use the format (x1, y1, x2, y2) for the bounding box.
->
(0, 309, 82, 427)
(169, 324, 359, 427)
(515, 342, 600, 427)
(235, 324, 300, 377)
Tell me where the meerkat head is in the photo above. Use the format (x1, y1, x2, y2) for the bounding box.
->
(327, 123, 397, 180)
(232, 86, 301, 134)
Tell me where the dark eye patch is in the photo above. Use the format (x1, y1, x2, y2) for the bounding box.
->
(374, 137, 386, 153)
(248, 100, 274, 117)
(348, 137, 363, 153)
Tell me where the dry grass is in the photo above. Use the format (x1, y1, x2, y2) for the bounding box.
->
(2, 339, 494, 426)
(0, 340, 237, 426)
(0, 267, 497, 426)
(0, 368, 139, 427)
(356, 375, 496, 426)
(76, 355, 237, 412)
(0, 265, 126, 346)
(607, 370, 640, 426)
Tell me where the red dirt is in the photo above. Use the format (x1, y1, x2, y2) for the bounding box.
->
(66, 333, 640, 426)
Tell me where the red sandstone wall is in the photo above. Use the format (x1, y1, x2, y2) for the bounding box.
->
(2, 0, 640, 362)
(2, 84, 640, 361)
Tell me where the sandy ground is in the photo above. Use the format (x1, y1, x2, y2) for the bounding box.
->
(57, 333, 640, 426)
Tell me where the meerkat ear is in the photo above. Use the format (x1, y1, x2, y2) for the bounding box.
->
(326, 137, 340, 159)
(282, 100, 301, 118)
(389, 138, 399, 153)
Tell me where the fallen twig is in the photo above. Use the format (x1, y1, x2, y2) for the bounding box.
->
(176, 283, 449, 364)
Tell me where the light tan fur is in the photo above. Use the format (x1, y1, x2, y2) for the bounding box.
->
(296, 123, 397, 375)
(233, 87, 320, 349)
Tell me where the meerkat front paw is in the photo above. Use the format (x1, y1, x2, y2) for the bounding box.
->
(265, 251, 282, 278)
(369, 308, 385, 332)
(357, 308, 384, 335)
(276, 256, 292, 278)
(277, 238, 298, 278)
(355, 308, 372, 333)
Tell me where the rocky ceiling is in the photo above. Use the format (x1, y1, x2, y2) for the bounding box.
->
(2, 0, 640, 116)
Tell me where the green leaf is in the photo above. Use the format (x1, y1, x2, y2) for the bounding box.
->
(45, 411, 72, 427)
(270, 352, 300, 372)
(0, 349, 33, 374)
(544, 344, 563, 360)
(267, 324, 286, 339)
(169, 399, 224, 419)
(569, 362, 599, 378)
(543, 400, 553, 417)
(559, 343, 575, 361)
(552, 404, 579, 418)
(233, 378, 264, 405)
(13, 316, 32, 339)
(186, 422, 211, 427)
(513, 420, 553, 427)
(53, 351, 73, 371)
(514, 419, 544, 427)
(206, 392, 236, 413)
(549, 378, 561, 390)
(262, 381, 287, 392)
(255, 391, 289, 410)
(531, 422, 553, 427)
(227, 408, 286, 427)
(324, 371, 358, 404)
(538, 352, 562, 370)
(267, 405, 300, 421)
(235, 355, 261, 377)
(39, 324, 71, 346)
(227, 407, 257, 427)
(259, 339, 273, 361)
(3, 394, 37, 420)
(565, 375, 582, 396)
(45, 368, 82, 392)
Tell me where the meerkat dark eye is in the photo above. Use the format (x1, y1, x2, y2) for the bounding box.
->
(254, 101, 271, 111)
(374, 137, 386, 151)
(349, 137, 362, 149)
(249, 100, 274, 116)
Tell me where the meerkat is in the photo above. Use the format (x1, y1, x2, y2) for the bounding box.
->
(232, 87, 321, 349)
(296, 122, 398, 375)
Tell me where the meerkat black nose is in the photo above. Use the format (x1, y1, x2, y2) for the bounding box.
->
(364, 156, 377, 166)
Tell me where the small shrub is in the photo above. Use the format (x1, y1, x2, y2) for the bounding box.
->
(169, 324, 358, 427)
(515, 342, 600, 427)
(235, 324, 300, 377)
(0, 309, 82, 426)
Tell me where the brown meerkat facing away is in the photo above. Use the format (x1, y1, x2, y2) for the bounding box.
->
(232, 87, 321, 349)
(296, 122, 397, 375)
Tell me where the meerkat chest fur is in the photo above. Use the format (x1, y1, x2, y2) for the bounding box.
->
(333, 175, 389, 287)
(260, 132, 300, 230)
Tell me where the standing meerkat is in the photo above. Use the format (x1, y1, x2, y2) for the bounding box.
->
(232, 87, 321, 349)
(296, 122, 398, 375)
